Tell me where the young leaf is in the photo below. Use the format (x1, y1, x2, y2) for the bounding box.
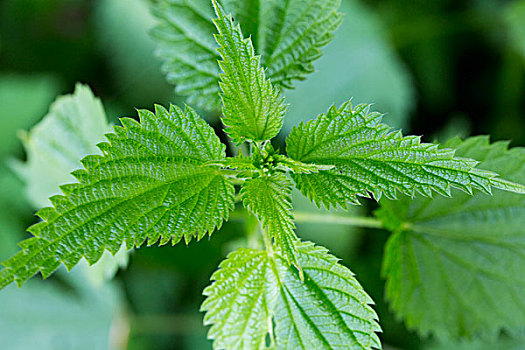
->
(13, 83, 111, 208)
(286, 101, 521, 208)
(202, 241, 381, 349)
(274, 241, 382, 349)
(240, 173, 299, 268)
(0, 104, 234, 289)
(201, 248, 278, 350)
(150, 0, 221, 109)
(274, 155, 335, 174)
(213, 0, 287, 144)
(211, 154, 258, 171)
(376, 136, 525, 339)
(151, 0, 342, 110)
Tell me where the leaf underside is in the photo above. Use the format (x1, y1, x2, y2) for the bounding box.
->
(151, 0, 342, 110)
(13, 83, 132, 283)
(14, 83, 111, 208)
(202, 241, 381, 350)
(376, 136, 525, 340)
(286, 101, 512, 209)
(151, 0, 221, 109)
(0, 104, 234, 289)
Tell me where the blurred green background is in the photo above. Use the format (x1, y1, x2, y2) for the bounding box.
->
(0, 0, 524, 349)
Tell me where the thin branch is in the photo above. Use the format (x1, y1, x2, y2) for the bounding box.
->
(228, 209, 384, 229)
(292, 211, 383, 229)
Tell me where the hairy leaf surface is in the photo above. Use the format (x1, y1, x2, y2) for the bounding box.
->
(151, 0, 220, 109)
(240, 173, 299, 268)
(12, 84, 132, 283)
(0, 105, 234, 289)
(202, 241, 381, 349)
(261, 0, 342, 88)
(376, 136, 525, 339)
(152, 0, 341, 109)
(287, 101, 520, 208)
(201, 248, 278, 350)
(274, 241, 381, 349)
(213, 0, 286, 143)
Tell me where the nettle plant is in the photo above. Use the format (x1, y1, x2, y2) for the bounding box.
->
(3, 0, 525, 349)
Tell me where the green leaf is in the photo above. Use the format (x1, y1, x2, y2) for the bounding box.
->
(0, 104, 234, 289)
(151, 0, 221, 109)
(240, 173, 299, 268)
(151, 0, 342, 110)
(274, 241, 381, 349)
(95, 0, 172, 106)
(11, 84, 130, 284)
(286, 101, 520, 208)
(212, 0, 286, 143)
(210, 152, 332, 175)
(13, 83, 111, 208)
(283, 0, 414, 133)
(202, 241, 381, 349)
(201, 248, 278, 350)
(376, 136, 525, 339)
(274, 155, 334, 174)
(260, 0, 342, 88)
(211, 154, 258, 171)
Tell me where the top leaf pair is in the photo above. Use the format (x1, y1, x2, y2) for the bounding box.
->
(152, 0, 342, 112)
(174, 0, 525, 201)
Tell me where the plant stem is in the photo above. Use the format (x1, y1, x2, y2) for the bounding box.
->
(229, 209, 384, 229)
(292, 211, 383, 229)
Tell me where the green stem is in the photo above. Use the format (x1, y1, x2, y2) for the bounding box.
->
(292, 211, 383, 229)
(229, 209, 384, 229)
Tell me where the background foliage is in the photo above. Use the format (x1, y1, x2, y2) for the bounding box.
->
(0, 0, 524, 349)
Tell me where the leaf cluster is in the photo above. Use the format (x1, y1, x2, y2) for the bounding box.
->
(2, 1, 525, 349)
(151, 0, 342, 110)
